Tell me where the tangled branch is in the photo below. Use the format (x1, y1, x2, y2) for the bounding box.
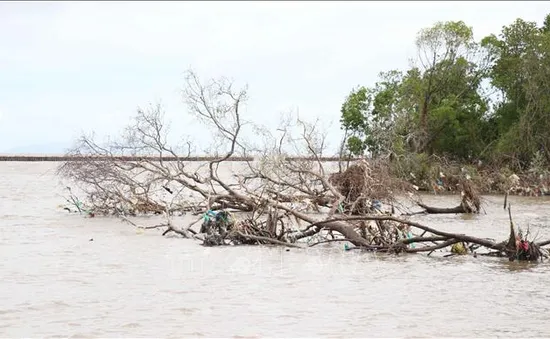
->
(57, 69, 550, 263)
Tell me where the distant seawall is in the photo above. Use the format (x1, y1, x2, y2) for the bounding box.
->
(0, 155, 347, 162)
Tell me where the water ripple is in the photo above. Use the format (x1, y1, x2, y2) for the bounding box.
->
(2, 162, 550, 337)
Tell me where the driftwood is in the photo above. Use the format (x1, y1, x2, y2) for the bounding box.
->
(57, 69, 550, 263)
(417, 180, 482, 214)
(417, 203, 466, 214)
(503, 205, 543, 261)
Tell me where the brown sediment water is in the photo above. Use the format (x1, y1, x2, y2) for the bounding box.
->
(1, 161, 550, 338)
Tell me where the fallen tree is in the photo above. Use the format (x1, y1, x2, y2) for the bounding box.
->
(416, 180, 482, 214)
(57, 69, 550, 262)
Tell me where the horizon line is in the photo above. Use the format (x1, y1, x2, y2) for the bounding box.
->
(0, 154, 356, 162)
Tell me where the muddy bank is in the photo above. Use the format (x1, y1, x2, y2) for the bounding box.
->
(393, 159, 550, 197)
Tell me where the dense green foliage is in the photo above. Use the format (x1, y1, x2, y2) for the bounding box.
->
(340, 15, 550, 171)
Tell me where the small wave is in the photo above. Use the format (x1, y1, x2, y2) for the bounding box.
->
(121, 322, 141, 328)
(172, 307, 197, 315)
(0, 308, 18, 315)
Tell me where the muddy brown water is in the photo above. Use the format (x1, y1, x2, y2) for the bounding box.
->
(2, 162, 550, 338)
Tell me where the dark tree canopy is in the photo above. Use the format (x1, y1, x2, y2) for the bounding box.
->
(340, 14, 550, 172)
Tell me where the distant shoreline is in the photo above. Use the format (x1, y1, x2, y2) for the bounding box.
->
(3, 154, 550, 197)
(0, 155, 347, 162)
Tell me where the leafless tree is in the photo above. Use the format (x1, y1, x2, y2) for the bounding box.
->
(57, 69, 550, 261)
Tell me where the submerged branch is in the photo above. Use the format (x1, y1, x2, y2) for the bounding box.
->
(55, 68, 550, 263)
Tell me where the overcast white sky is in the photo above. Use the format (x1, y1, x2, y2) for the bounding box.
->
(1, 1, 548, 154)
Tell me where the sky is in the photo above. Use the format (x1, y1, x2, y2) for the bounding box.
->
(1, 1, 549, 155)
